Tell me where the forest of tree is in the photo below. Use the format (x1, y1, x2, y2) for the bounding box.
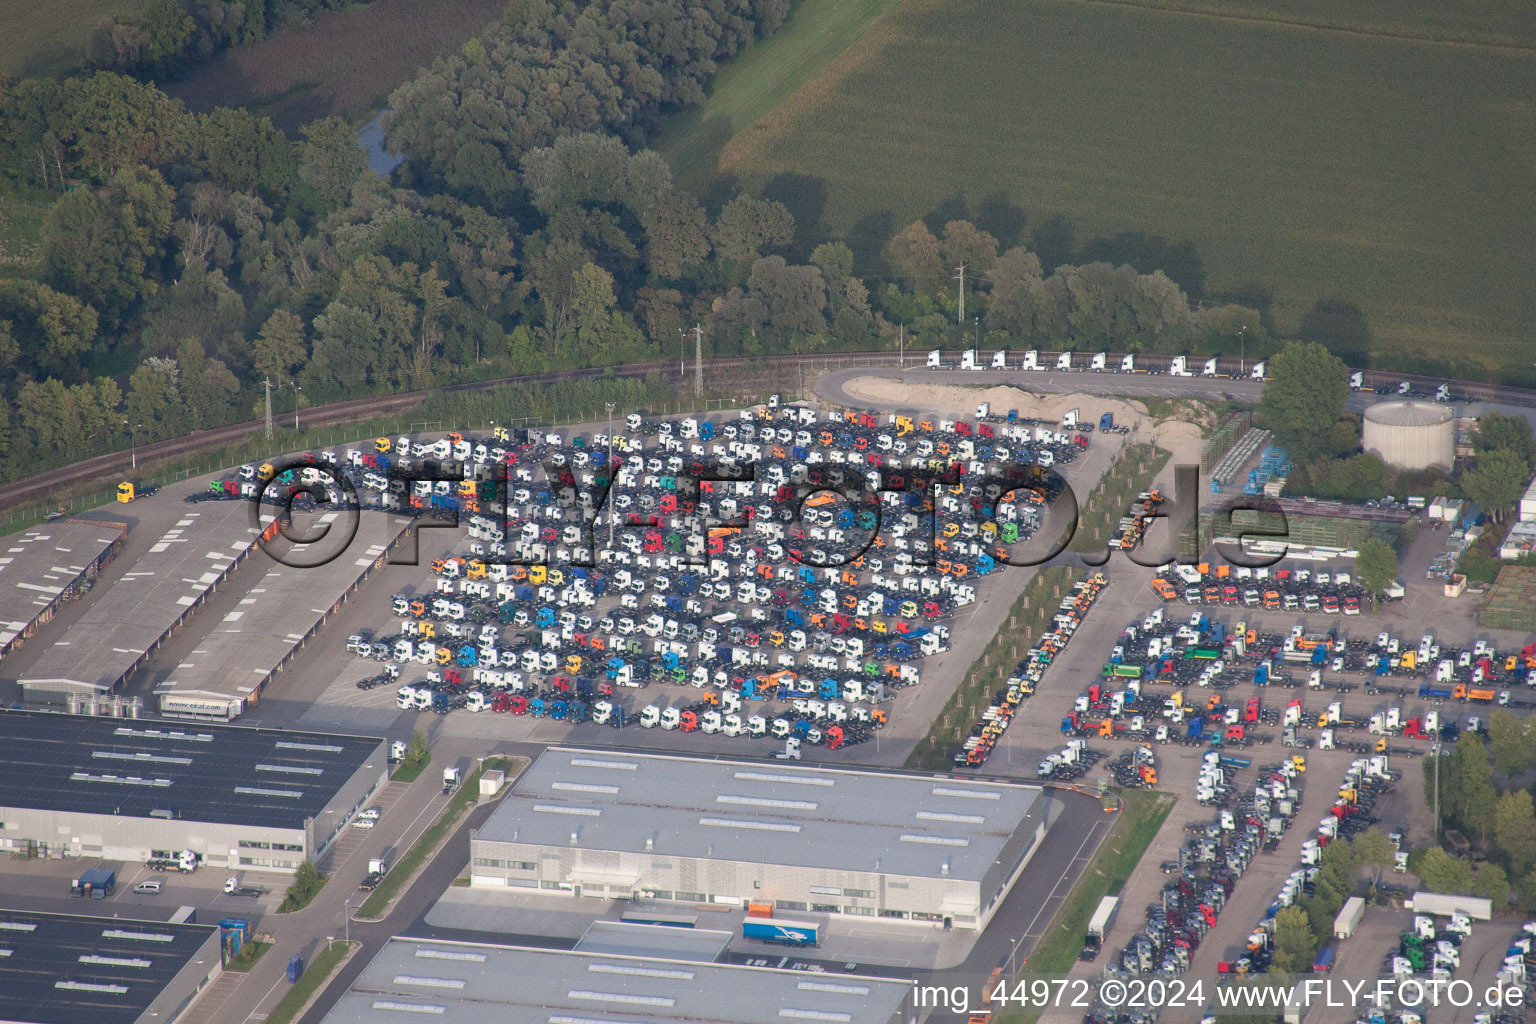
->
(0, 0, 1257, 485)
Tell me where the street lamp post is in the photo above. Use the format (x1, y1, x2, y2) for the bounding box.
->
(679, 328, 686, 377)
(126, 421, 142, 469)
(290, 382, 302, 431)
(344, 897, 351, 944)
(1238, 325, 1246, 377)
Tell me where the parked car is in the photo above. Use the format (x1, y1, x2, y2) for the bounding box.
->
(134, 880, 163, 894)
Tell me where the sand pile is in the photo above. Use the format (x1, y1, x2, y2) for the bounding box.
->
(837, 376, 1208, 460)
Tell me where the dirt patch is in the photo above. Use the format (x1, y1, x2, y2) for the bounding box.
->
(836, 374, 1208, 459)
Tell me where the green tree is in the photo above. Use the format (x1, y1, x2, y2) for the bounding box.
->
(1471, 861, 1509, 903)
(1354, 538, 1400, 596)
(1410, 847, 1474, 894)
(571, 262, 617, 350)
(1471, 411, 1535, 467)
(1269, 906, 1316, 973)
(1351, 830, 1395, 890)
(711, 195, 793, 265)
(43, 165, 174, 326)
(986, 248, 1053, 336)
(252, 309, 308, 382)
(126, 357, 184, 439)
(1494, 788, 1536, 874)
(299, 115, 367, 211)
(15, 376, 121, 461)
(642, 191, 711, 278)
(1456, 732, 1496, 844)
(0, 279, 99, 380)
(1257, 341, 1350, 465)
(1488, 711, 1533, 778)
(886, 220, 945, 293)
(405, 729, 429, 769)
(810, 241, 854, 285)
(1462, 448, 1529, 522)
(940, 220, 1000, 276)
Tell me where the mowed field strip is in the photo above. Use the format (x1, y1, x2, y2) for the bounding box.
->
(659, 0, 1536, 372)
(0, 0, 154, 75)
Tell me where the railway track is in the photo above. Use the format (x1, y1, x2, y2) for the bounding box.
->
(2, 350, 1529, 514)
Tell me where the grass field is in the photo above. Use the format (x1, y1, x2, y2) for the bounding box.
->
(0, 0, 154, 76)
(658, 0, 1536, 373)
(164, 0, 504, 131)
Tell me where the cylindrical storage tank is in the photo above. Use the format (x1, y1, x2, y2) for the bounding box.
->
(1362, 400, 1454, 470)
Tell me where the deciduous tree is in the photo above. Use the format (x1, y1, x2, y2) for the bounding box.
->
(1353, 538, 1399, 597)
(1462, 448, 1528, 522)
(252, 309, 308, 382)
(1471, 411, 1535, 467)
(712, 195, 793, 264)
(1257, 341, 1350, 465)
(886, 221, 944, 292)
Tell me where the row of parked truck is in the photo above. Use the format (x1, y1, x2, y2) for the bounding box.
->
(952, 572, 1110, 767)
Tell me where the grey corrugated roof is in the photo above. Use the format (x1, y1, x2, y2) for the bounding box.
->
(318, 937, 909, 1024)
(476, 748, 1041, 882)
(0, 709, 382, 829)
(0, 908, 216, 1024)
(1363, 400, 1453, 427)
(17, 504, 260, 693)
(573, 921, 732, 962)
(156, 511, 405, 705)
(0, 520, 126, 652)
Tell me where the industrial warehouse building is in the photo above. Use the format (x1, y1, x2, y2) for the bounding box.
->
(0, 519, 128, 660)
(0, 908, 221, 1024)
(314, 936, 916, 1024)
(0, 710, 386, 871)
(18, 504, 261, 704)
(469, 748, 1055, 931)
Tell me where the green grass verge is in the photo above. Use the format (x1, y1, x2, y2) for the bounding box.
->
(223, 940, 272, 972)
(355, 756, 522, 918)
(263, 940, 355, 1024)
(905, 565, 1080, 771)
(1068, 445, 1171, 554)
(389, 757, 429, 783)
(668, 0, 1536, 374)
(998, 789, 1174, 1024)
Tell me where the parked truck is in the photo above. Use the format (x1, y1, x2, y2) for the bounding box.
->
(443, 766, 462, 794)
(223, 876, 268, 898)
(71, 868, 116, 898)
(1081, 896, 1119, 961)
(358, 858, 389, 892)
(148, 849, 200, 873)
(1409, 892, 1492, 920)
(1334, 896, 1365, 939)
(742, 918, 819, 947)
